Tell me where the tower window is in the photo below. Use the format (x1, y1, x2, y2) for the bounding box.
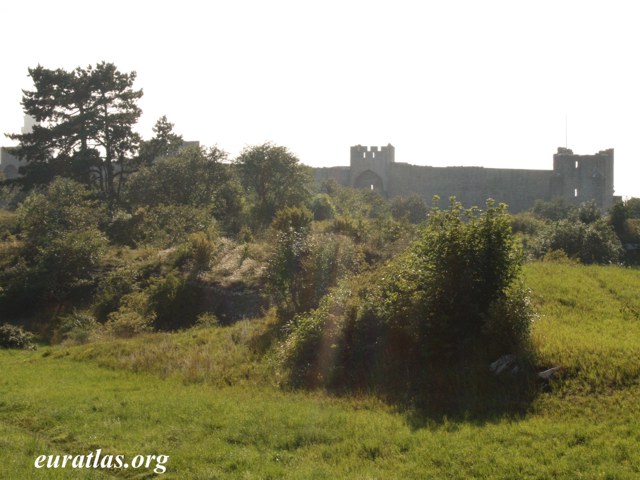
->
(575, 161, 579, 169)
(574, 188, 578, 197)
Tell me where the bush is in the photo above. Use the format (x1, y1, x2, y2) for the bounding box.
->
(267, 229, 365, 321)
(189, 232, 217, 272)
(310, 194, 336, 221)
(124, 205, 217, 248)
(147, 273, 200, 330)
(0, 323, 34, 349)
(532, 198, 575, 221)
(538, 218, 622, 264)
(195, 312, 220, 328)
(280, 200, 535, 408)
(93, 268, 139, 322)
(271, 205, 313, 234)
(54, 312, 101, 344)
(105, 292, 154, 338)
(390, 194, 428, 224)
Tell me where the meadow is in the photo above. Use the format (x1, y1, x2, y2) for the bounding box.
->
(2, 262, 640, 479)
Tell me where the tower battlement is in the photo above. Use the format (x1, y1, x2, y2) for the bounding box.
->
(349, 144, 395, 191)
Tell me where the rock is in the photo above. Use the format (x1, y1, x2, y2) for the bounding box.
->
(489, 354, 519, 376)
(537, 366, 563, 381)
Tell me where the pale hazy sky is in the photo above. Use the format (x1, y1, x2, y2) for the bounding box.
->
(1, 0, 638, 197)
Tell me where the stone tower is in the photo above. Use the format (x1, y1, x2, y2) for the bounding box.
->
(551, 147, 615, 209)
(350, 144, 395, 193)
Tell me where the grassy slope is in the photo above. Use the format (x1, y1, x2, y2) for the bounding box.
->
(2, 262, 640, 479)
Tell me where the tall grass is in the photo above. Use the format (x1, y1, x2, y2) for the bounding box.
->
(526, 263, 640, 393)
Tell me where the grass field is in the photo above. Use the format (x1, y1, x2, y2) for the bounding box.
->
(2, 262, 640, 479)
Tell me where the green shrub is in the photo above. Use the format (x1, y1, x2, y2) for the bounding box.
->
(267, 229, 365, 322)
(124, 205, 216, 248)
(147, 273, 200, 330)
(54, 312, 101, 344)
(390, 194, 428, 224)
(281, 200, 535, 408)
(12, 178, 108, 303)
(195, 312, 220, 328)
(93, 268, 139, 321)
(188, 231, 218, 272)
(327, 215, 368, 242)
(310, 194, 336, 221)
(0, 323, 35, 349)
(538, 218, 622, 264)
(271, 205, 313, 233)
(105, 292, 154, 338)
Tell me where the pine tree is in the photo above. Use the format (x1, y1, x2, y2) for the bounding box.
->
(7, 62, 143, 204)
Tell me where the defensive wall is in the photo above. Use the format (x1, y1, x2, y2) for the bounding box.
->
(312, 144, 615, 212)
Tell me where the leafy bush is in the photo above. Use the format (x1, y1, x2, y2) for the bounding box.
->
(195, 312, 220, 328)
(0, 323, 34, 349)
(93, 268, 139, 321)
(6, 178, 108, 305)
(327, 215, 368, 242)
(123, 205, 216, 248)
(532, 197, 575, 221)
(105, 292, 155, 338)
(188, 232, 217, 272)
(268, 230, 365, 321)
(310, 194, 336, 221)
(271, 205, 313, 234)
(147, 273, 200, 330)
(280, 200, 535, 408)
(390, 194, 428, 224)
(54, 312, 101, 344)
(538, 218, 622, 264)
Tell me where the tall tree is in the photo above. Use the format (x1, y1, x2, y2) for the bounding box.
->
(235, 143, 311, 226)
(137, 115, 183, 166)
(7, 62, 143, 204)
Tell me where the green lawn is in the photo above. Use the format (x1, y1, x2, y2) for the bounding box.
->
(2, 262, 640, 479)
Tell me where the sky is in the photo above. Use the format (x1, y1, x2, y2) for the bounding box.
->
(1, 0, 639, 197)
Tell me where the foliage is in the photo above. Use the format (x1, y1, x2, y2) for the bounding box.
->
(16, 177, 105, 248)
(236, 143, 311, 227)
(124, 146, 243, 234)
(136, 115, 183, 165)
(7, 63, 142, 203)
(328, 183, 389, 219)
(92, 267, 139, 321)
(390, 193, 428, 224)
(54, 311, 101, 345)
(572, 199, 601, 224)
(280, 200, 534, 406)
(194, 312, 220, 328)
(188, 231, 217, 273)
(625, 197, 640, 218)
(532, 197, 575, 221)
(116, 204, 216, 248)
(105, 291, 154, 338)
(147, 273, 200, 330)
(0, 323, 34, 349)
(326, 215, 368, 243)
(0, 178, 107, 309)
(0, 209, 18, 241)
(310, 193, 336, 221)
(510, 211, 546, 236)
(268, 228, 364, 321)
(271, 205, 313, 234)
(537, 218, 622, 264)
